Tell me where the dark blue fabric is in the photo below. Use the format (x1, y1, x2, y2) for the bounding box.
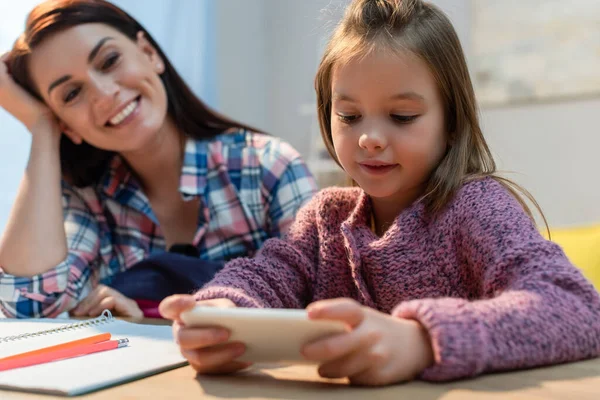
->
(108, 251, 224, 301)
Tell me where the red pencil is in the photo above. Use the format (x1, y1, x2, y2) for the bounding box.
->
(0, 338, 129, 372)
(0, 333, 112, 362)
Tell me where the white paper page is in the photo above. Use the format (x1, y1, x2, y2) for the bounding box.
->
(0, 319, 187, 395)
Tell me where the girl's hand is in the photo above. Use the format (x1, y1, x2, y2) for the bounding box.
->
(302, 298, 434, 386)
(0, 52, 60, 135)
(71, 284, 143, 319)
(159, 295, 252, 375)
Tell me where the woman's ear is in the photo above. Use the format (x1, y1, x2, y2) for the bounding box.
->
(136, 31, 164, 74)
(58, 120, 82, 145)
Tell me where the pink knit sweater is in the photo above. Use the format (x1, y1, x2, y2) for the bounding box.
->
(195, 177, 600, 381)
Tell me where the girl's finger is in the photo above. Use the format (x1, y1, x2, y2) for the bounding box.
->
(302, 325, 380, 362)
(307, 298, 365, 328)
(181, 342, 246, 372)
(347, 362, 401, 387)
(189, 360, 252, 375)
(197, 298, 236, 308)
(317, 348, 372, 379)
(176, 327, 231, 350)
(159, 295, 197, 321)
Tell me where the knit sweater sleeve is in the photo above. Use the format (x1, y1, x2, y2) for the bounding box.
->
(193, 191, 324, 308)
(394, 178, 600, 381)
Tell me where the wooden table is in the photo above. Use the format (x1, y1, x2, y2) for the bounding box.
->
(2, 318, 599, 399)
(2, 357, 599, 399)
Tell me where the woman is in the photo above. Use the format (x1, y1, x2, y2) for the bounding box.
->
(0, 0, 317, 318)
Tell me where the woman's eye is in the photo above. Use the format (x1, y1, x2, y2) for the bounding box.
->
(101, 53, 120, 70)
(64, 87, 81, 103)
(391, 114, 418, 124)
(337, 114, 361, 124)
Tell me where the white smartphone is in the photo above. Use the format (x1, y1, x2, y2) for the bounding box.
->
(179, 306, 348, 363)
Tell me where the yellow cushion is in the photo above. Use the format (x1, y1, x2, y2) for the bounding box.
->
(543, 224, 600, 290)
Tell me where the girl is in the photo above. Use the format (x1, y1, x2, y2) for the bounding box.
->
(0, 0, 317, 318)
(160, 0, 600, 385)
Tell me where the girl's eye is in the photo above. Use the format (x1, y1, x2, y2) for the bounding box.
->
(391, 114, 418, 124)
(337, 114, 361, 124)
(64, 87, 81, 103)
(101, 53, 120, 70)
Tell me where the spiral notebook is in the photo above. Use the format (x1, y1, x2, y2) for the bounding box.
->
(0, 311, 187, 396)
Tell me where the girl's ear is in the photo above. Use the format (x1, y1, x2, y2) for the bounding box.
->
(136, 31, 164, 74)
(58, 120, 82, 145)
(447, 131, 456, 148)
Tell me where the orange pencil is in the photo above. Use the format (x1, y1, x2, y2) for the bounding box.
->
(0, 338, 129, 372)
(0, 333, 112, 362)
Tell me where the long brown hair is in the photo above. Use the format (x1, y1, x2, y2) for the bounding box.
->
(8, 0, 259, 187)
(315, 0, 548, 231)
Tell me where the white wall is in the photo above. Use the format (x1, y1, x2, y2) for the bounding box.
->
(434, 0, 600, 227)
(482, 96, 600, 227)
(0, 1, 43, 231)
(214, 0, 269, 132)
(215, 0, 344, 156)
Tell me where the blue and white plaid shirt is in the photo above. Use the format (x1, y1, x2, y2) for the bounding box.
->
(0, 130, 318, 317)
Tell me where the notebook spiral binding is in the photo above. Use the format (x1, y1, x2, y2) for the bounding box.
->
(0, 310, 114, 343)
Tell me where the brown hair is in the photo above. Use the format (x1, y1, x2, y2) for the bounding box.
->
(8, 0, 259, 187)
(315, 0, 548, 230)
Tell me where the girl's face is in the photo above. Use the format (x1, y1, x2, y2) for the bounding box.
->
(330, 49, 447, 207)
(28, 23, 168, 152)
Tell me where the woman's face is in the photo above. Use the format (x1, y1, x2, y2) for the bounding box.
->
(28, 23, 168, 152)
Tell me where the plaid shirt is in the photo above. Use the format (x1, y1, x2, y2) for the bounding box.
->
(0, 130, 318, 318)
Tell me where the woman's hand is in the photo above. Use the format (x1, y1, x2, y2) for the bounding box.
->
(0, 52, 60, 136)
(302, 298, 434, 386)
(71, 285, 143, 319)
(159, 295, 252, 375)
